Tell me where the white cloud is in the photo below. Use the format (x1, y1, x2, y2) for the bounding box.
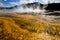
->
(20, 0, 60, 4)
(42, 0, 60, 4)
(9, 2, 19, 5)
(20, 0, 34, 4)
(0, 2, 4, 7)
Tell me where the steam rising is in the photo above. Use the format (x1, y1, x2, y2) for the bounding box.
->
(15, 5, 46, 13)
(0, 3, 47, 14)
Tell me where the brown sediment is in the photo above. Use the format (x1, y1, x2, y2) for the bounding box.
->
(0, 12, 60, 40)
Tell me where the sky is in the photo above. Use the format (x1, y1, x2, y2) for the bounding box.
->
(0, 0, 20, 7)
(0, 0, 60, 7)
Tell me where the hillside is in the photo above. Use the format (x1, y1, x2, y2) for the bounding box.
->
(0, 13, 60, 40)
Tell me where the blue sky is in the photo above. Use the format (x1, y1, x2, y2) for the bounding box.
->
(0, 0, 20, 7)
(0, 0, 60, 7)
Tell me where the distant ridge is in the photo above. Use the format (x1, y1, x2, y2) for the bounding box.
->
(0, 2, 44, 9)
(45, 3, 60, 11)
(22, 2, 44, 9)
(0, 5, 18, 9)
